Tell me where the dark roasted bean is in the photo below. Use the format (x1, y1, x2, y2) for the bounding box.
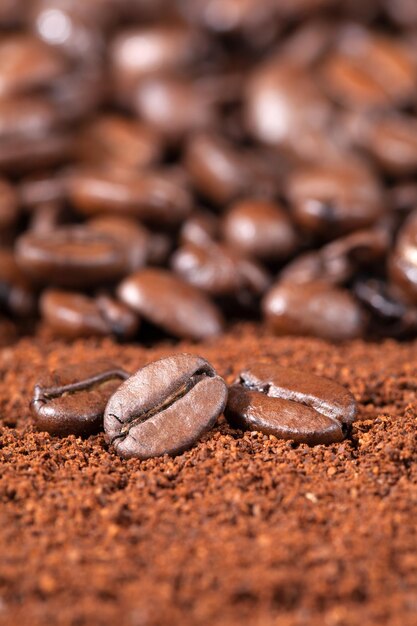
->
(389, 209, 417, 304)
(222, 199, 298, 261)
(32, 360, 130, 436)
(117, 268, 223, 340)
(263, 280, 365, 341)
(87, 215, 149, 272)
(104, 353, 227, 459)
(67, 167, 192, 225)
(40, 289, 139, 339)
(287, 161, 385, 237)
(0, 132, 74, 173)
(16, 227, 128, 288)
(366, 115, 417, 175)
(225, 363, 356, 444)
(0, 96, 61, 142)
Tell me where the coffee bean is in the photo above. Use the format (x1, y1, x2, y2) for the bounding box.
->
(67, 167, 192, 226)
(263, 280, 365, 341)
(222, 199, 298, 261)
(366, 114, 417, 175)
(117, 268, 224, 340)
(180, 211, 220, 247)
(0, 249, 36, 317)
(171, 241, 270, 297)
(225, 363, 356, 444)
(0, 132, 74, 174)
(104, 353, 227, 459)
(0, 35, 66, 98)
(0, 179, 19, 232)
(389, 209, 417, 304)
(287, 161, 384, 237)
(0, 96, 61, 142)
(87, 215, 149, 272)
(19, 172, 66, 209)
(32, 360, 130, 436)
(40, 289, 139, 339)
(16, 226, 128, 288)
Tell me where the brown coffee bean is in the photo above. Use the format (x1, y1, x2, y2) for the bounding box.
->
(0, 96, 61, 142)
(104, 353, 227, 459)
(117, 268, 223, 340)
(320, 27, 416, 110)
(0, 249, 36, 317)
(389, 210, 417, 304)
(180, 211, 220, 247)
(67, 167, 192, 225)
(19, 172, 66, 209)
(87, 216, 149, 272)
(0, 132, 74, 173)
(287, 161, 384, 237)
(225, 363, 356, 445)
(366, 115, 417, 175)
(171, 241, 270, 297)
(40, 289, 139, 339)
(263, 280, 365, 341)
(16, 227, 128, 288)
(0, 179, 19, 232)
(222, 199, 298, 261)
(78, 115, 163, 170)
(0, 34, 66, 98)
(32, 360, 130, 436)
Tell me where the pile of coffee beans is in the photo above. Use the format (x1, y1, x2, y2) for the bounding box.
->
(2, 0, 417, 344)
(31, 355, 357, 457)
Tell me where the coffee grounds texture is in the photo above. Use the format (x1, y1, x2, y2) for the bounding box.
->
(0, 324, 416, 626)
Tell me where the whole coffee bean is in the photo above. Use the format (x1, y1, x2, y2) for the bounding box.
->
(104, 353, 227, 459)
(0, 249, 36, 317)
(320, 27, 416, 111)
(0, 132, 74, 174)
(222, 199, 298, 261)
(0, 34, 66, 98)
(78, 115, 163, 170)
(0, 179, 19, 232)
(117, 268, 223, 340)
(133, 76, 216, 140)
(0, 96, 61, 142)
(389, 209, 417, 304)
(40, 289, 139, 339)
(16, 227, 128, 288)
(87, 215, 149, 272)
(171, 241, 270, 297)
(32, 360, 130, 436)
(365, 115, 417, 175)
(263, 280, 365, 341)
(67, 167, 192, 225)
(225, 363, 356, 445)
(287, 161, 384, 237)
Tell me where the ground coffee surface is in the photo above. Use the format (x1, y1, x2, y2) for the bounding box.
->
(1, 325, 416, 626)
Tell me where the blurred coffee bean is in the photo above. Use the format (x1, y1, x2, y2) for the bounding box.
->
(67, 167, 192, 225)
(40, 289, 139, 339)
(0, 96, 61, 142)
(117, 268, 223, 340)
(287, 161, 384, 237)
(0, 35, 66, 98)
(87, 215, 149, 272)
(0, 179, 19, 232)
(279, 19, 335, 68)
(389, 209, 417, 304)
(0, 132, 74, 174)
(365, 115, 417, 175)
(222, 199, 298, 261)
(180, 211, 219, 247)
(78, 115, 163, 170)
(19, 172, 66, 209)
(48, 64, 106, 124)
(320, 26, 417, 111)
(179, 0, 278, 35)
(263, 280, 365, 341)
(171, 241, 270, 297)
(133, 76, 217, 140)
(16, 227, 129, 288)
(0, 249, 36, 317)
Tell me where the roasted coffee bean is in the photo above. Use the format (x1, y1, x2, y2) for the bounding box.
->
(19, 172, 66, 209)
(0, 249, 36, 317)
(67, 167, 192, 225)
(365, 115, 417, 176)
(104, 353, 227, 459)
(389, 209, 417, 304)
(32, 360, 130, 436)
(0, 35, 66, 98)
(222, 199, 298, 261)
(180, 211, 219, 247)
(320, 27, 416, 111)
(0, 96, 61, 142)
(225, 363, 356, 445)
(87, 216, 149, 272)
(0, 132, 74, 174)
(40, 289, 139, 339)
(287, 161, 384, 237)
(0, 179, 19, 232)
(78, 115, 163, 170)
(133, 75, 216, 140)
(117, 269, 223, 340)
(16, 227, 128, 288)
(263, 280, 365, 341)
(171, 241, 270, 297)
